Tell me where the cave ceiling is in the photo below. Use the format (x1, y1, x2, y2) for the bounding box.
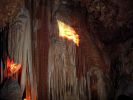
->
(0, 0, 133, 44)
(0, 0, 22, 27)
(55, 0, 133, 44)
(78, 0, 133, 44)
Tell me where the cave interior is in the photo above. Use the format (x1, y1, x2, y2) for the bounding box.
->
(0, 0, 133, 100)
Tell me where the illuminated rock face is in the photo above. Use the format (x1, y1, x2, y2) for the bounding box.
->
(48, 2, 108, 100)
(47, 0, 133, 100)
(57, 20, 79, 46)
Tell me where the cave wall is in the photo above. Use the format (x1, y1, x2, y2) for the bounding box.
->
(30, 1, 49, 100)
(48, 0, 133, 100)
(30, 0, 133, 100)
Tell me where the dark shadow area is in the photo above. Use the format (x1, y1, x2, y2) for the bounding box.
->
(117, 95, 133, 100)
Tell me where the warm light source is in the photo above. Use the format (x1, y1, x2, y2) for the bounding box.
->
(57, 20, 80, 46)
(24, 96, 30, 100)
(7, 57, 21, 74)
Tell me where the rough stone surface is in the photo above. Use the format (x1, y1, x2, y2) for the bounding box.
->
(0, 0, 22, 26)
(0, 78, 22, 100)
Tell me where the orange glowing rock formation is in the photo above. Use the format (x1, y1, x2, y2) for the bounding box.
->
(7, 57, 21, 74)
(57, 20, 80, 46)
(24, 97, 30, 100)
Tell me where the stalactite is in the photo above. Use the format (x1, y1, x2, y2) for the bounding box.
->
(48, 1, 110, 100)
(8, 7, 37, 100)
(48, 37, 77, 100)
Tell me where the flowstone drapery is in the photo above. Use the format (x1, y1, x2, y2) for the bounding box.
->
(8, 7, 37, 100)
